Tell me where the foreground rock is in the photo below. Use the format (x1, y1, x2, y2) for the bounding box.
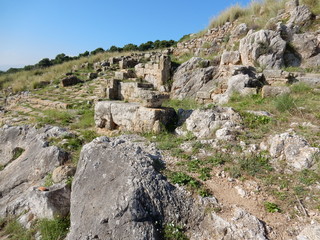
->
(0, 125, 69, 218)
(94, 101, 176, 133)
(67, 136, 199, 240)
(67, 135, 269, 240)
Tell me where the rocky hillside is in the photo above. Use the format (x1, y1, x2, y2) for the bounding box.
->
(0, 0, 320, 239)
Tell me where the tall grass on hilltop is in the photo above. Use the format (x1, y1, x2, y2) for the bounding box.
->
(209, 0, 287, 29)
(0, 51, 135, 93)
(208, 0, 320, 31)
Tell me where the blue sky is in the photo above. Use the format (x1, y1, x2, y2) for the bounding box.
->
(0, 0, 251, 71)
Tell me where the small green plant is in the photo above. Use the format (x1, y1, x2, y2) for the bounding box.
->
(273, 94, 296, 112)
(44, 173, 54, 187)
(264, 201, 281, 213)
(241, 112, 271, 129)
(11, 147, 25, 160)
(239, 153, 272, 177)
(37, 216, 70, 240)
(163, 223, 188, 240)
(198, 167, 211, 181)
(170, 172, 199, 188)
(0, 217, 35, 239)
(162, 99, 201, 111)
(291, 82, 312, 94)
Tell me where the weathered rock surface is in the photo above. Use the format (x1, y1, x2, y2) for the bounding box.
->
(135, 55, 171, 91)
(28, 183, 71, 219)
(0, 125, 69, 218)
(176, 106, 242, 139)
(94, 101, 176, 133)
(220, 51, 241, 66)
(297, 221, 320, 240)
(171, 57, 216, 99)
(67, 136, 199, 240)
(52, 165, 76, 183)
(196, 208, 268, 240)
(239, 30, 287, 69)
(261, 132, 319, 171)
(261, 86, 291, 98)
(67, 135, 269, 240)
(61, 75, 82, 87)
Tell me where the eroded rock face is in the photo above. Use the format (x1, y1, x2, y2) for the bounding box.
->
(94, 101, 176, 133)
(239, 30, 287, 69)
(176, 106, 242, 139)
(0, 125, 69, 217)
(171, 57, 216, 99)
(67, 136, 200, 240)
(262, 132, 319, 171)
(297, 221, 320, 240)
(67, 135, 269, 240)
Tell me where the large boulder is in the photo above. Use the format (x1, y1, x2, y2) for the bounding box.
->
(287, 4, 314, 30)
(239, 30, 287, 69)
(171, 57, 216, 99)
(67, 136, 200, 240)
(261, 132, 319, 171)
(0, 125, 69, 218)
(175, 106, 242, 139)
(67, 135, 269, 240)
(94, 101, 176, 133)
(291, 33, 319, 60)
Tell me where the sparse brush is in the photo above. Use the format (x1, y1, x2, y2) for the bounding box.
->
(210, 4, 247, 28)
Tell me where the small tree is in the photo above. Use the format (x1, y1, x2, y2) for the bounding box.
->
(90, 47, 105, 55)
(37, 58, 53, 68)
(123, 43, 138, 52)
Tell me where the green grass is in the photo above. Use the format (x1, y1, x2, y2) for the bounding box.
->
(264, 202, 281, 213)
(37, 216, 70, 240)
(162, 99, 201, 111)
(163, 223, 188, 240)
(273, 94, 296, 112)
(44, 173, 54, 187)
(0, 218, 35, 240)
(11, 147, 25, 160)
(36, 109, 75, 127)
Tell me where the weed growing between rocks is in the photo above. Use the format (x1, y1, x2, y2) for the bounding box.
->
(163, 223, 188, 240)
(0, 217, 35, 240)
(37, 216, 70, 240)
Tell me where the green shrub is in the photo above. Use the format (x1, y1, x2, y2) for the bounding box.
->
(273, 94, 296, 112)
(241, 112, 271, 129)
(44, 173, 54, 187)
(163, 223, 188, 240)
(37, 216, 70, 240)
(11, 147, 25, 160)
(170, 172, 199, 188)
(0, 217, 35, 240)
(162, 99, 200, 111)
(239, 153, 272, 177)
(291, 82, 312, 93)
(264, 202, 281, 213)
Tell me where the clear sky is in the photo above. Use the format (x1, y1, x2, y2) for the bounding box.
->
(0, 0, 251, 71)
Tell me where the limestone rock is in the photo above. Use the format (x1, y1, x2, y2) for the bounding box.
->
(171, 57, 216, 99)
(0, 125, 69, 218)
(94, 101, 176, 133)
(261, 86, 291, 98)
(52, 165, 76, 183)
(287, 4, 314, 29)
(196, 207, 268, 240)
(291, 33, 319, 60)
(296, 73, 320, 86)
(140, 91, 169, 108)
(28, 183, 71, 219)
(297, 221, 320, 240)
(61, 75, 82, 87)
(231, 23, 249, 39)
(87, 72, 98, 80)
(239, 30, 287, 69)
(285, 0, 299, 13)
(135, 55, 171, 91)
(220, 51, 241, 66)
(67, 136, 201, 240)
(263, 132, 319, 170)
(175, 106, 242, 139)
